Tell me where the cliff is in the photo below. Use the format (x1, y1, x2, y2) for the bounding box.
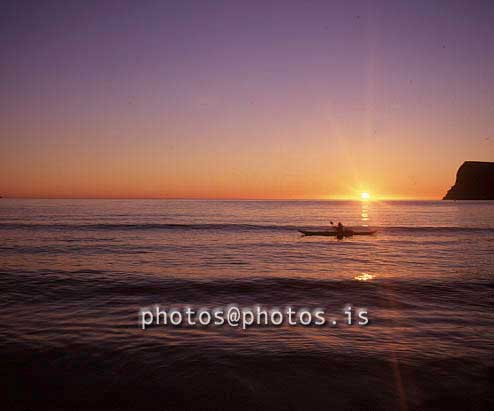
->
(443, 161, 494, 200)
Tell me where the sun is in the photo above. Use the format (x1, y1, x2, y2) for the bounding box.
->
(360, 192, 371, 200)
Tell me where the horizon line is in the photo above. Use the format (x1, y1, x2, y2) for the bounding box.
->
(0, 196, 441, 201)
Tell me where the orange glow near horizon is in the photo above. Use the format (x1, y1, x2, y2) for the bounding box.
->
(0, 158, 454, 201)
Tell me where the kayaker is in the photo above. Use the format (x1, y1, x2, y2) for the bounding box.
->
(336, 222, 344, 239)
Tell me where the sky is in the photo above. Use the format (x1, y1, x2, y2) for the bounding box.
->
(1, 0, 493, 199)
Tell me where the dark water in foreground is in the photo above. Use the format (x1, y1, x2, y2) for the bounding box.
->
(1, 200, 493, 410)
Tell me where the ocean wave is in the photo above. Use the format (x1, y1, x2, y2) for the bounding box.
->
(0, 222, 294, 231)
(2, 270, 490, 310)
(0, 222, 493, 233)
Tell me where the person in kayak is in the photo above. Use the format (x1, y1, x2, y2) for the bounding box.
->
(336, 222, 344, 239)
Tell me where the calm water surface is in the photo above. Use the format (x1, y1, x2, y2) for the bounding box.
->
(1, 200, 493, 410)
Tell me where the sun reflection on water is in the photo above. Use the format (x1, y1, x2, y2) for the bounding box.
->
(361, 201, 370, 226)
(354, 273, 375, 281)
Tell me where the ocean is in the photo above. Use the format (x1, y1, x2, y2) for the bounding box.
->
(1, 199, 492, 410)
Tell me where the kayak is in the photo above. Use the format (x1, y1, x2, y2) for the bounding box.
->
(299, 229, 376, 237)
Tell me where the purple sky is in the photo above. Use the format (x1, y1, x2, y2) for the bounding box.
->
(1, 0, 493, 198)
